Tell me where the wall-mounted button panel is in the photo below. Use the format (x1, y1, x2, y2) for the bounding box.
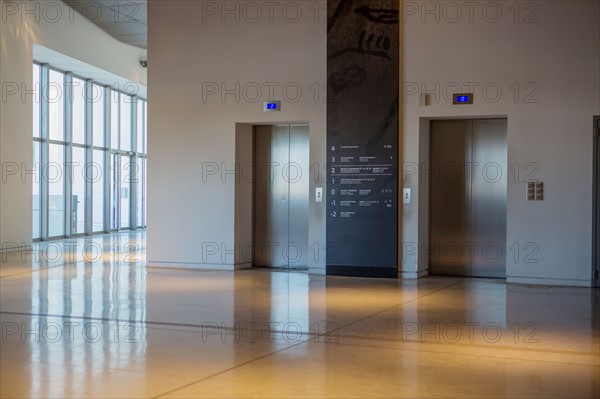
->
(403, 188, 411, 204)
(315, 187, 323, 203)
(527, 182, 544, 201)
(527, 182, 536, 200)
(535, 182, 544, 200)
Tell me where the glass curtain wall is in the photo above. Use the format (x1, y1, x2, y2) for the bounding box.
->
(32, 63, 148, 240)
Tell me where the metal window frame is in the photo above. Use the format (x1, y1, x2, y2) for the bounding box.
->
(64, 72, 73, 238)
(32, 62, 148, 242)
(130, 97, 138, 230)
(103, 86, 112, 233)
(70, 144, 88, 238)
(85, 79, 94, 236)
(39, 63, 50, 241)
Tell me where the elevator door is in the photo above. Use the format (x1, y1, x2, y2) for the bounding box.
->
(430, 119, 507, 278)
(254, 124, 309, 269)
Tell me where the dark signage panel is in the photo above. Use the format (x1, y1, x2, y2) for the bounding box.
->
(326, 0, 399, 278)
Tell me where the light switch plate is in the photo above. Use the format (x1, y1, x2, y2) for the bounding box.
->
(315, 187, 323, 203)
(403, 188, 411, 204)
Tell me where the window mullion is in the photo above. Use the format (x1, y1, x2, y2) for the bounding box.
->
(64, 72, 73, 238)
(131, 97, 138, 230)
(85, 79, 94, 236)
(40, 64, 50, 241)
(104, 86, 111, 232)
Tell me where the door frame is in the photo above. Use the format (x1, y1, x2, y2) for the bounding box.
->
(233, 122, 311, 270)
(593, 116, 600, 287)
(253, 123, 310, 270)
(427, 117, 508, 278)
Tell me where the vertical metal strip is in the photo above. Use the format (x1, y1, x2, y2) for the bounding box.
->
(104, 86, 111, 232)
(287, 124, 291, 269)
(116, 155, 121, 231)
(64, 72, 73, 238)
(116, 92, 121, 231)
(594, 116, 600, 286)
(131, 97, 138, 230)
(142, 102, 147, 227)
(40, 64, 50, 241)
(85, 80, 94, 235)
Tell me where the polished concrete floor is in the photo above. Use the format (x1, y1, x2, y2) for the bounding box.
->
(0, 231, 598, 398)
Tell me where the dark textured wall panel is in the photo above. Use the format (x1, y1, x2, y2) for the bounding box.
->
(326, 0, 399, 277)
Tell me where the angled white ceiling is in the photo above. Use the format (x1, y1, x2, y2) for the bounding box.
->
(63, 0, 147, 49)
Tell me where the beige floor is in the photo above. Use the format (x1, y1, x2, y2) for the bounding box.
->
(0, 231, 598, 398)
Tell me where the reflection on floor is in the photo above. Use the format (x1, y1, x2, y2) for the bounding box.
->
(1, 231, 599, 398)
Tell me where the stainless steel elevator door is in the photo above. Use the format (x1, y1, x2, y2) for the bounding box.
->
(288, 125, 310, 268)
(254, 125, 309, 269)
(471, 120, 507, 278)
(430, 120, 471, 276)
(430, 119, 507, 278)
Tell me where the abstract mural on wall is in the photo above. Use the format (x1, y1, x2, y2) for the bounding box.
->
(326, 0, 399, 277)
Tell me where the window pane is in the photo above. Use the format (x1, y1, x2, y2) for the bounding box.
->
(32, 142, 41, 239)
(137, 100, 144, 152)
(111, 153, 118, 229)
(120, 155, 130, 228)
(120, 95, 131, 151)
(48, 143, 65, 237)
(72, 147, 86, 234)
(33, 65, 40, 138)
(48, 70, 64, 141)
(93, 150, 104, 232)
(111, 91, 119, 149)
(72, 78, 86, 144)
(93, 85, 105, 147)
(136, 157, 143, 227)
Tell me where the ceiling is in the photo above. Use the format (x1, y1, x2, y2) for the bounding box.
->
(63, 0, 147, 49)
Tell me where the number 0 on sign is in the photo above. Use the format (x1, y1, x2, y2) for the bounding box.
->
(453, 93, 473, 105)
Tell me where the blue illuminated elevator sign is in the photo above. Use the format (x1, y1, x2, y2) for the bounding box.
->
(453, 93, 473, 104)
(263, 101, 281, 112)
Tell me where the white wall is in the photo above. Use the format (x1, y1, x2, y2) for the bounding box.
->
(147, 1, 327, 271)
(401, 0, 600, 286)
(0, 0, 147, 250)
(11, 0, 592, 285)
